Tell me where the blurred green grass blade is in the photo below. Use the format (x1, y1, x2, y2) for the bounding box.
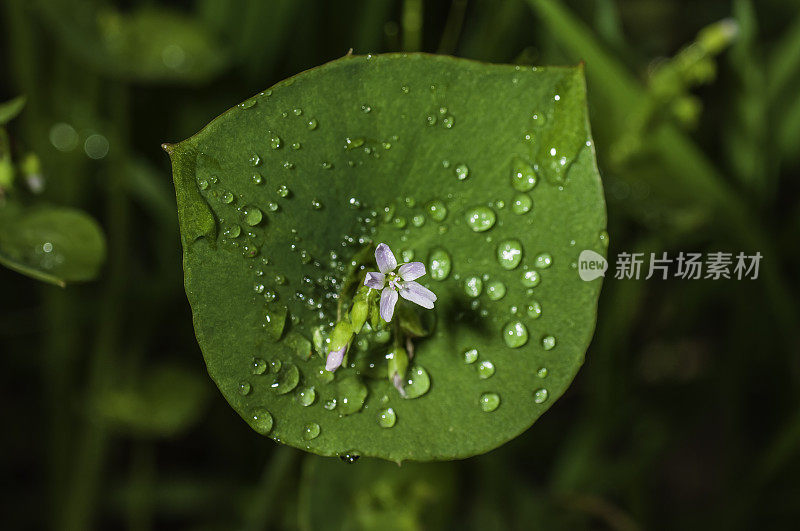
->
(767, 11, 800, 98)
(0, 95, 26, 125)
(0, 202, 106, 286)
(167, 53, 607, 461)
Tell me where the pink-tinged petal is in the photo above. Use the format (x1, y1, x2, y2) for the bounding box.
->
(380, 287, 399, 322)
(325, 346, 347, 372)
(398, 261, 426, 281)
(364, 271, 386, 289)
(399, 281, 437, 309)
(375, 243, 397, 274)
(392, 372, 408, 398)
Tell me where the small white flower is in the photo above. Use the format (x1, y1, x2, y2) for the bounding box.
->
(364, 243, 437, 322)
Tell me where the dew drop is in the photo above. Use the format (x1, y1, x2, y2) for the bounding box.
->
(443, 115, 455, 128)
(479, 392, 500, 412)
(477, 360, 495, 379)
(521, 270, 540, 287)
(426, 200, 448, 221)
(542, 335, 556, 351)
(412, 214, 425, 227)
(243, 206, 262, 226)
(339, 452, 360, 464)
(403, 365, 431, 399)
(428, 249, 452, 280)
(238, 382, 251, 395)
(527, 300, 542, 319)
(497, 240, 523, 270)
(198, 179, 209, 190)
(337, 376, 368, 415)
(251, 357, 267, 375)
(249, 153, 262, 166)
(463, 348, 479, 364)
(537, 367, 548, 378)
(512, 194, 532, 214)
(426, 114, 437, 126)
(307, 118, 318, 130)
(464, 276, 483, 298)
(535, 253, 552, 269)
(503, 320, 529, 348)
(465, 206, 496, 232)
(378, 408, 397, 428)
(238, 99, 256, 109)
(323, 398, 337, 410)
(250, 408, 273, 434)
(303, 423, 321, 440)
(223, 224, 241, 238)
(277, 185, 290, 198)
(401, 85, 410, 94)
(269, 135, 282, 149)
(252, 174, 263, 185)
(511, 156, 537, 191)
(400, 249, 414, 262)
(599, 230, 609, 247)
(455, 163, 469, 180)
(534, 388, 549, 404)
(220, 191, 234, 204)
(270, 363, 299, 395)
(297, 387, 316, 406)
(311, 199, 322, 210)
(267, 202, 279, 212)
(486, 280, 506, 301)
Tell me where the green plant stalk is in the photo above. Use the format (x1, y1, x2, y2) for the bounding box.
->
(402, 0, 423, 52)
(61, 81, 131, 531)
(243, 446, 299, 531)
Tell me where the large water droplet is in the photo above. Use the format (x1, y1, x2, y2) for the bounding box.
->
(303, 423, 320, 440)
(465, 206, 496, 232)
(238, 381, 251, 395)
(270, 363, 300, 395)
(503, 321, 529, 348)
(479, 392, 500, 412)
(511, 156, 537, 191)
(497, 240, 523, 270)
(249, 153, 261, 166)
(428, 249, 452, 280)
(269, 134, 282, 150)
(537, 367, 548, 378)
(297, 387, 316, 406)
(534, 388, 549, 404)
(337, 376, 367, 415)
(250, 408, 273, 434)
(243, 206, 262, 226)
(455, 163, 469, 180)
(403, 365, 430, 399)
(378, 408, 397, 428)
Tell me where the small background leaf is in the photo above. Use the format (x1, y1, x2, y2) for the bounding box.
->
(0, 202, 106, 286)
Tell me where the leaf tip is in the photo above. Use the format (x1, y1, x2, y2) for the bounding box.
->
(161, 142, 175, 155)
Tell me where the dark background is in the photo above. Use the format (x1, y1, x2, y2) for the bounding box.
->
(2, 0, 800, 529)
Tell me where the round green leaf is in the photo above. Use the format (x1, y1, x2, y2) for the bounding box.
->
(166, 54, 606, 461)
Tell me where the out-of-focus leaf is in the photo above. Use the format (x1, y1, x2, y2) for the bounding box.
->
(298, 456, 456, 531)
(36, 3, 227, 83)
(0, 201, 106, 286)
(0, 95, 26, 125)
(95, 364, 210, 438)
(166, 54, 607, 461)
